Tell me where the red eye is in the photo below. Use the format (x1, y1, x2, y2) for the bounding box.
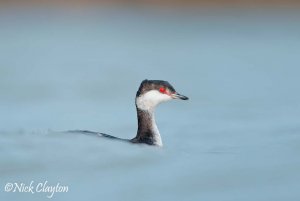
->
(159, 87, 166, 93)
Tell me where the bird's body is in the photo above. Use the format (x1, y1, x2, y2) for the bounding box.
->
(68, 79, 188, 146)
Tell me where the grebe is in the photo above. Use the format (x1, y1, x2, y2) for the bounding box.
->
(69, 79, 188, 146)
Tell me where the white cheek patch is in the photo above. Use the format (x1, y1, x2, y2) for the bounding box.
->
(136, 90, 172, 111)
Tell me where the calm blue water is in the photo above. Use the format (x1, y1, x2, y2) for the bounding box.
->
(0, 8, 300, 201)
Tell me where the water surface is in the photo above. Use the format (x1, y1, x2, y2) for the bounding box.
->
(0, 8, 300, 201)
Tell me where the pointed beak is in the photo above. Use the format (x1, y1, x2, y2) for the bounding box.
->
(172, 93, 189, 100)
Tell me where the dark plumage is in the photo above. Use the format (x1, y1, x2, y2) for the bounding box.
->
(136, 79, 176, 97)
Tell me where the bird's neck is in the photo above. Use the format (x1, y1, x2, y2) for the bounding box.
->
(132, 107, 162, 146)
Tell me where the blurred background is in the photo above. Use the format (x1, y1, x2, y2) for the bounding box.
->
(1, 0, 300, 7)
(0, 1, 300, 201)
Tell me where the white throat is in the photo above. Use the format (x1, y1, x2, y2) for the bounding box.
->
(148, 110, 163, 146)
(136, 90, 172, 111)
